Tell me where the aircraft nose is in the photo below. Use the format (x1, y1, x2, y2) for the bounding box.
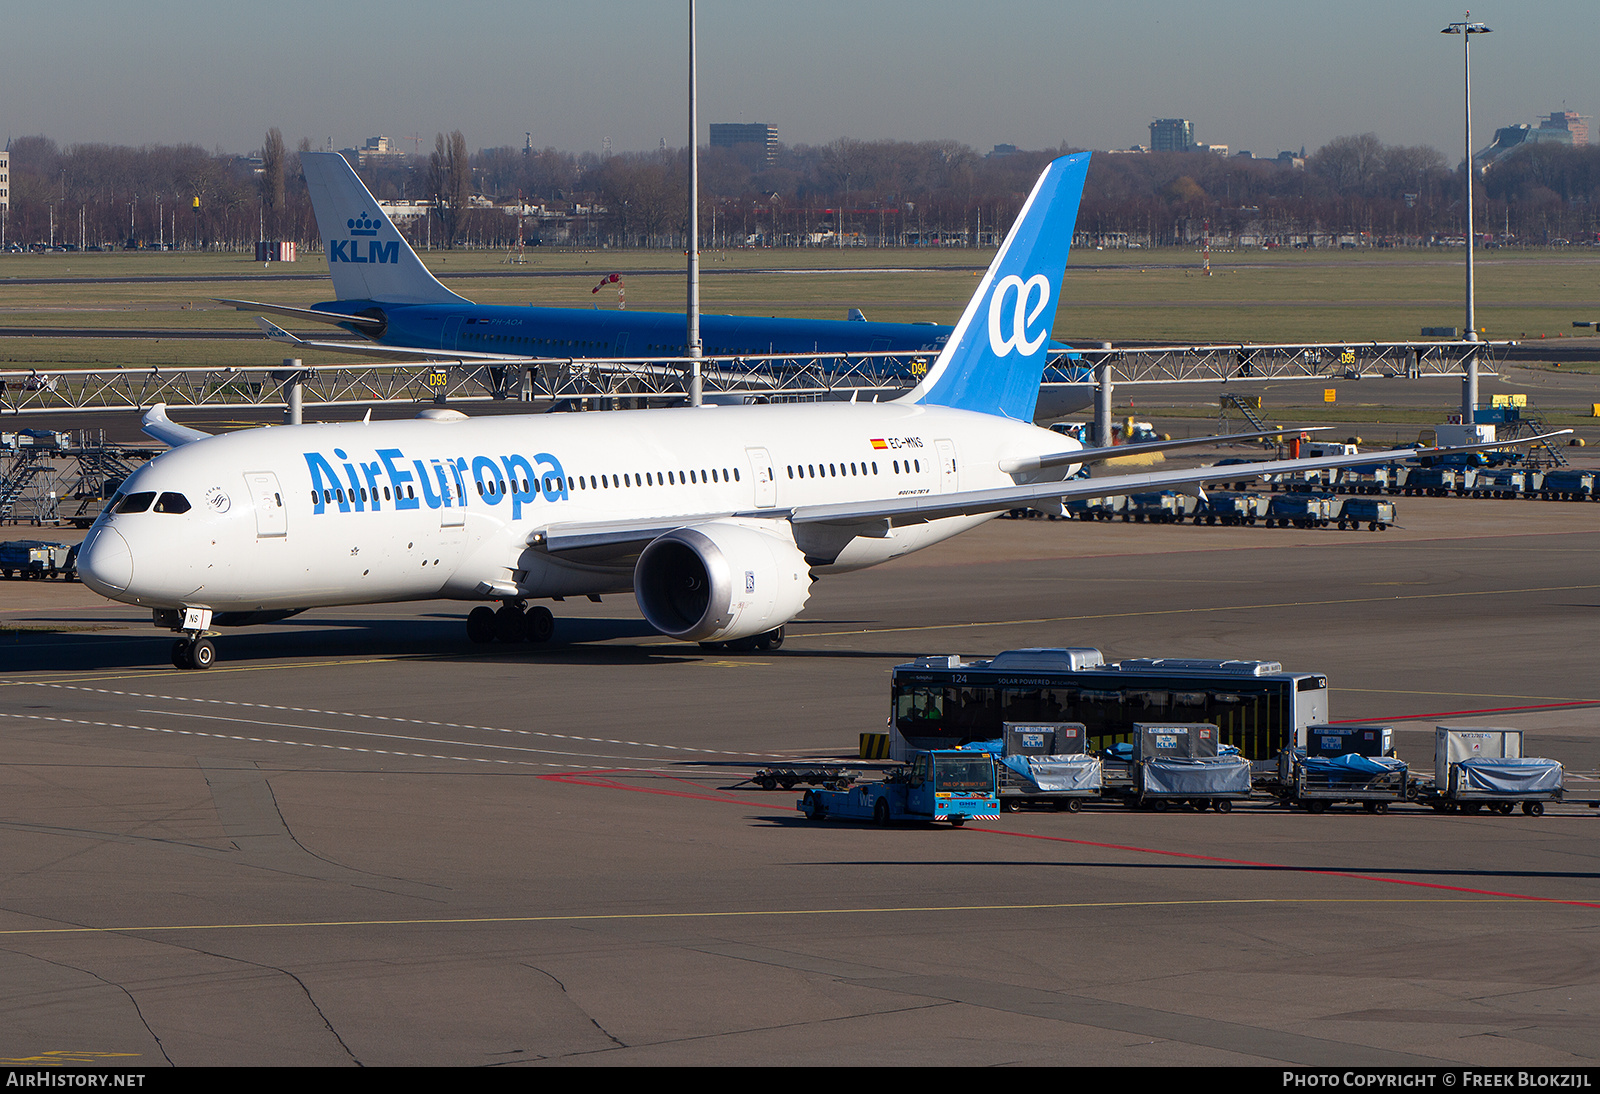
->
(78, 525, 133, 595)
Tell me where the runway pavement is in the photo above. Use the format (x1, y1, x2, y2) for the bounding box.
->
(1, 495, 1597, 1066)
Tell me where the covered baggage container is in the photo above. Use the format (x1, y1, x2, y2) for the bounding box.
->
(1277, 724, 1407, 813)
(1427, 726, 1563, 815)
(978, 722, 1102, 812)
(1130, 722, 1252, 812)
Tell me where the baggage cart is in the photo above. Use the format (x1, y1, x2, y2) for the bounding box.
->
(1422, 726, 1564, 816)
(977, 722, 1101, 812)
(1130, 723, 1252, 812)
(1336, 498, 1396, 531)
(1195, 491, 1268, 526)
(1277, 724, 1407, 813)
(1267, 492, 1336, 528)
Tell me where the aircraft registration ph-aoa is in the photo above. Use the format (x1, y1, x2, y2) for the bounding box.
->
(221, 151, 1088, 401)
(77, 153, 1565, 669)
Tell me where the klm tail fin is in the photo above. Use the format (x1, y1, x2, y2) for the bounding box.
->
(901, 152, 1090, 420)
(300, 152, 470, 306)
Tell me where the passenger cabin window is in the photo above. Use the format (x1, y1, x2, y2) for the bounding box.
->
(114, 492, 156, 514)
(154, 492, 191, 514)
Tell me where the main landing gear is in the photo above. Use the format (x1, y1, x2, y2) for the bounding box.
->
(467, 602, 555, 645)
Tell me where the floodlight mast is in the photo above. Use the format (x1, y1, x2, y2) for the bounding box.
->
(1442, 13, 1491, 424)
(687, 0, 703, 407)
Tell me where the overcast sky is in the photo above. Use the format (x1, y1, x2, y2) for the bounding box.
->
(4, 2, 1593, 160)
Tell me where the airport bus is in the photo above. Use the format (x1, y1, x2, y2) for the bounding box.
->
(889, 648, 1329, 764)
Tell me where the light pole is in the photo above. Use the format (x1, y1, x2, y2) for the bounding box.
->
(1442, 12, 1491, 424)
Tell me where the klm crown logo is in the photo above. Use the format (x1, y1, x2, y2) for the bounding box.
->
(347, 212, 380, 237)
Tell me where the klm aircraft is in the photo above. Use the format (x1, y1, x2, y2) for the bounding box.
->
(84, 154, 1556, 669)
(223, 151, 1089, 409)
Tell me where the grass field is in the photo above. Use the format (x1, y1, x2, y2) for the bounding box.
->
(3, 244, 1598, 371)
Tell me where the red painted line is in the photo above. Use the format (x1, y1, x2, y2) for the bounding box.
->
(1329, 700, 1600, 724)
(538, 769, 771, 808)
(969, 827, 1600, 909)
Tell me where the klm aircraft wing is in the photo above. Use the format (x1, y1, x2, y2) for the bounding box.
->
(254, 318, 544, 365)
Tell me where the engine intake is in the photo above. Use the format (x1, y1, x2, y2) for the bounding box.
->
(635, 522, 811, 642)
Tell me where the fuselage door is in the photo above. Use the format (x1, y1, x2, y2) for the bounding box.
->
(244, 471, 287, 537)
(746, 446, 777, 508)
(935, 438, 958, 493)
(442, 315, 465, 351)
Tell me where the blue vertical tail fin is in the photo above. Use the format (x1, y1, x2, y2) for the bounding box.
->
(900, 152, 1090, 420)
(300, 152, 469, 306)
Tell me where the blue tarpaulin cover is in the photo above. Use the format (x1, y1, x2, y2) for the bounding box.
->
(1453, 757, 1563, 795)
(1140, 755, 1252, 796)
(1302, 754, 1406, 781)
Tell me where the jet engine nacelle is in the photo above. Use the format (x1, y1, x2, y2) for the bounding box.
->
(634, 520, 812, 642)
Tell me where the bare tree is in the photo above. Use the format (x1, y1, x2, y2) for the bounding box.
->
(259, 127, 286, 239)
(428, 131, 471, 247)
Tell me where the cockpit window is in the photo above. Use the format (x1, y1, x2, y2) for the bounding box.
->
(154, 492, 191, 514)
(114, 492, 156, 514)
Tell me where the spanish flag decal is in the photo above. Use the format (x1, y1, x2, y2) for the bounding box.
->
(870, 438, 888, 450)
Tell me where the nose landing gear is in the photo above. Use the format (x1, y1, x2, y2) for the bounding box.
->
(159, 606, 218, 670)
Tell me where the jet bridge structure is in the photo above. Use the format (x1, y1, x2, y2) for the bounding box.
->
(0, 340, 1504, 432)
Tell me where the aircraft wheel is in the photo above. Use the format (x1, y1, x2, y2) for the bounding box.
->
(873, 799, 892, 826)
(725, 635, 762, 653)
(466, 606, 496, 643)
(171, 639, 193, 670)
(698, 641, 726, 652)
(189, 638, 216, 670)
(494, 604, 528, 643)
(755, 626, 784, 651)
(525, 605, 555, 644)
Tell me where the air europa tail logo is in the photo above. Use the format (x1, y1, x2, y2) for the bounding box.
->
(986, 273, 1051, 356)
(303, 446, 568, 520)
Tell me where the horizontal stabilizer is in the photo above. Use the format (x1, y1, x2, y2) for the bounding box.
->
(141, 404, 211, 448)
(218, 298, 384, 332)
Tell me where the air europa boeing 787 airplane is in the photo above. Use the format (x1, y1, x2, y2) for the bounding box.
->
(79, 154, 1558, 669)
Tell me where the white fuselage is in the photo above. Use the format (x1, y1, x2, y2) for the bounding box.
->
(78, 401, 1076, 616)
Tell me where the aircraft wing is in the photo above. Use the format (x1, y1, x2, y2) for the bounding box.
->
(218, 298, 386, 333)
(525, 432, 1570, 554)
(999, 428, 1326, 474)
(790, 433, 1572, 529)
(255, 318, 548, 365)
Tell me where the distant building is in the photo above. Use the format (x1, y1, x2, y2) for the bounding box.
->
(988, 144, 1018, 158)
(354, 136, 409, 167)
(1478, 110, 1591, 167)
(0, 144, 8, 223)
(1543, 110, 1589, 146)
(710, 123, 778, 166)
(1150, 118, 1195, 152)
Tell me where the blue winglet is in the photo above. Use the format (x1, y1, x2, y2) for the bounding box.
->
(902, 153, 1091, 420)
